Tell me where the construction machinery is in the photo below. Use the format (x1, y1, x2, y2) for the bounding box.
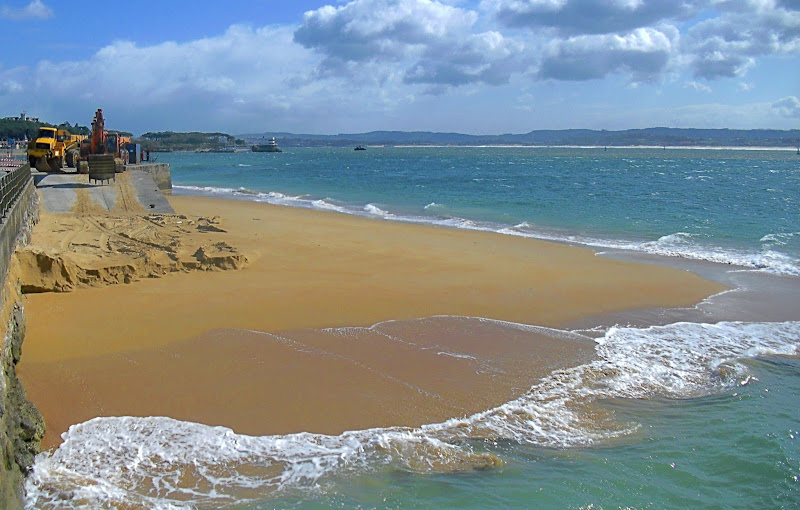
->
(27, 127, 85, 171)
(78, 109, 129, 183)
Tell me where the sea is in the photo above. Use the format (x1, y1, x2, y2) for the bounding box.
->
(26, 147, 800, 508)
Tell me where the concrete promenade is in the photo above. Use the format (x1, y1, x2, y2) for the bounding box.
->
(34, 167, 174, 214)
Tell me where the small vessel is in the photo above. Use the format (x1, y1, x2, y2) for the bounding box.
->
(252, 137, 282, 153)
(354, 145, 366, 151)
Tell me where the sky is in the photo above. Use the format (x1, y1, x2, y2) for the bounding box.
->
(1, 0, 798, 135)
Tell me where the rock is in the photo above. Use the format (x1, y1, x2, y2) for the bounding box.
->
(1, 304, 45, 508)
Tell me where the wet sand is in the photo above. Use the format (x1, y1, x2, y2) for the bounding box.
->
(21, 319, 598, 450)
(17, 195, 726, 449)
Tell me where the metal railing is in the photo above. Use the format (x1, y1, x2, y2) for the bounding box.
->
(0, 163, 32, 221)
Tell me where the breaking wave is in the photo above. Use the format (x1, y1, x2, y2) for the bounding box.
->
(173, 185, 800, 276)
(26, 319, 800, 508)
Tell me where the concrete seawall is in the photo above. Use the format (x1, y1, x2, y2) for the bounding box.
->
(126, 163, 172, 194)
(0, 161, 173, 506)
(0, 166, 44, 508)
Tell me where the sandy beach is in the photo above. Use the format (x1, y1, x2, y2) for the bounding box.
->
(17, 195, 726, 449)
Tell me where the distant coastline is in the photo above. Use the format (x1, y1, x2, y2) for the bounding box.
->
(237, 127, 800, 150)
(177, 144, 799, 152)
(4, 118, 797, 152)
(387, 144, 800, 150)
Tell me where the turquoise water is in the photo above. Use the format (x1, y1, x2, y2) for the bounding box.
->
(270, 356, 800, 509)
(166, 147, 800, 274)
(26, 148, 800, 508)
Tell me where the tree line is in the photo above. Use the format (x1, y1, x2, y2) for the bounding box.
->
(139, 131, 246, 150)
(1, 118, 90, 141)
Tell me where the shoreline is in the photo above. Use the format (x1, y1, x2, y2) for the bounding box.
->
(18, 194, 727, 449)
(387, 145, 800, 150)
(170, 184, 799, 278)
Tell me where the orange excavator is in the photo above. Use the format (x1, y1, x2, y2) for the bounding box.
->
(78, 108, 130, 182)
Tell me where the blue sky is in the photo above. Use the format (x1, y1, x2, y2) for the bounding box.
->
(1, 0, 798, 135)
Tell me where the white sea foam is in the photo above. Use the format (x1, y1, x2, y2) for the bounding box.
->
(174, 184, 800, 275)
(436, 351, 478, 360)
(636, 233, 800, 276)
(760, 232, 800, 246)
(503, 224, 800, 276)
(174, 184, 241, 195)
(364, 204, 393, 218)
(26, 319, 800, 507)
(432, 320, 800, 447)
(312, 199, 349, 214)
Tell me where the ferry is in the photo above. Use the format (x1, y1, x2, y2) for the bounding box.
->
(252, 137, 282, 153)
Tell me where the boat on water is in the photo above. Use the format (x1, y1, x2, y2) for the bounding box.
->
(252, 137, 282, 153)
(354, 145, 366, 151)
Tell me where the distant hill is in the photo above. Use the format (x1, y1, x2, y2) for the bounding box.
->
(241, 128, 800, 148)
(139, 131, 246, 151)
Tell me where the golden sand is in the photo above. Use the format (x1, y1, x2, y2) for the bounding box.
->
(17, 195, 726, 449)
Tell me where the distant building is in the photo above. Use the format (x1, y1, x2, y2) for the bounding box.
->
(2, 112, 40, 123)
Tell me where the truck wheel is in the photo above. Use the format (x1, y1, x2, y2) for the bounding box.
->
(66, 150, 77, 168)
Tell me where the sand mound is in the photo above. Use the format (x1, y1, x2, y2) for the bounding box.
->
(16, 213, 247, 293)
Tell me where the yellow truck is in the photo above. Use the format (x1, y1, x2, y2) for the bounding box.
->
(27, 127, 85, 171)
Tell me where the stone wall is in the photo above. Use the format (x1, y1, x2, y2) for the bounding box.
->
(0, 173, 44, 508)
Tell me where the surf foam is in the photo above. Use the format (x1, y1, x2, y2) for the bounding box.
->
(173, 185, 800, 276)
(26, 319, 800, 507)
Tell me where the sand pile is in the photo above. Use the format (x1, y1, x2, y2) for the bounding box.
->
(16, 213, 247, 293)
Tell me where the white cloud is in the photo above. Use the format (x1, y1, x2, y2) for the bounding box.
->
(0, 78, 22, 94)
(488, 0, 701, 35)
(737, 81, 754, 91)
(0, 23, 444, 133)
(294, 0, 526, 87)
(688, 46, 755, 79)
(5, 25, 350, 132)
(1, 1, 798, 133)
(537, 26, 677, 81)
(295, 0, 477, 62)
(686, 3, 800, 78)
(0, 0, 52, 20)
(772, 96, 800, 118)
(487, 0, 800, 84)
(685, 80, 712, 92)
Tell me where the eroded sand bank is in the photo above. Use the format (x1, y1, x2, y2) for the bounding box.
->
(17, 195, 726, 449)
